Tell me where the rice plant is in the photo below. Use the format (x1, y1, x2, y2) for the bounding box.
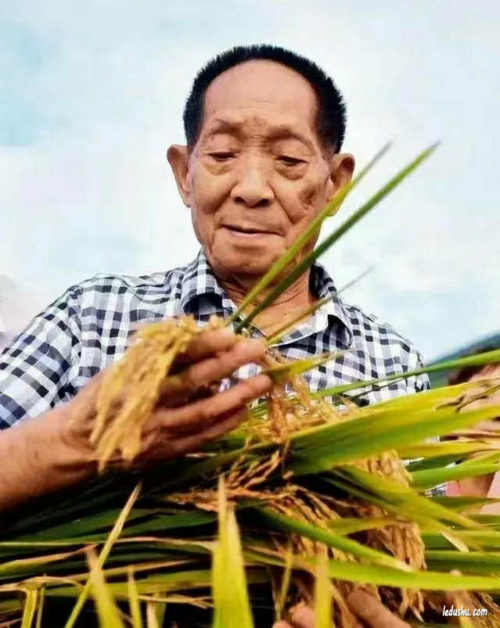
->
(1, 145, 500, 627)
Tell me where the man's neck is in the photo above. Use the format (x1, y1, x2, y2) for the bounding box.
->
(218, 270, 314, 337)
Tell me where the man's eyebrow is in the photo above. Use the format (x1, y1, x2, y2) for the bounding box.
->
(204, 119, 314, 151)
(267, 126, 314, 151)
(204, 119, 242, 136)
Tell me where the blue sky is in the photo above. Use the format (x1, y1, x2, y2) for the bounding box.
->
(1, 0, 499, 360)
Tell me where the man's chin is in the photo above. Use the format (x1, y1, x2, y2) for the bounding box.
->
(208, 249, 279, 279)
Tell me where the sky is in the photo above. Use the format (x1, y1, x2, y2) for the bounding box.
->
(1, 0, 499, 361)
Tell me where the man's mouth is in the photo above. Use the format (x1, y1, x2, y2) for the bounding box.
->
(223, 225, 277, 237)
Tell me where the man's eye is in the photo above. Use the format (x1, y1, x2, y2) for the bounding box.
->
(278, 155, 304, 166)
(209, 152, 234, 161)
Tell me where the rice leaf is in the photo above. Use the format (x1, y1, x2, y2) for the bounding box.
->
(266, 295, 335, 346)
(287, 394, 500, 476)
(314, 349, 500, 399)
(425, 550, 500, 574)
(262, 351, 342, 383)
(254, 506, 412, 570)
(321, 468, 479, 531)
(237, 143, 437, 331)
(64, 482, 141, 628)
(146, 595, 167, 628)
(35, 586, 45, 628)
(228, 143, 391, 328)
(275, 544, 293, 621)
(431, 496, 500, 511)
(87, 549, 125, 628)
(411, 462, 500, 490)
(423, 530, 500, 551)
(21, 588, 38, 628)
(314, 552, 333, 628)
(128, 568, 143, 628)
(327, 517, 397, 535)
(146, 601, 160, 628)
(399, 440, 500, 462)
(319, 558, 500, 591)
(212, 478, 254, 628)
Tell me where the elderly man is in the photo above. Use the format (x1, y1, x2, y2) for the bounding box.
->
(0, 45, 426, 626)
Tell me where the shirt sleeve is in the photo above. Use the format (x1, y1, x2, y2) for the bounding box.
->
(405, 346, 430, 394)
(0, 286, 82, 429)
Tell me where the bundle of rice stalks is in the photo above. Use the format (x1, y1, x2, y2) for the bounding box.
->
(2, 145, 500, 627)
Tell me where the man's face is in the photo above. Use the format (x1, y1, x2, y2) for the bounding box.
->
(169, 60, 354, 281)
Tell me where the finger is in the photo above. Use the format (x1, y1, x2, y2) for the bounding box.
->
(346, 591, 410, 627)
(173, 328, 238, 367)
(157, 374, 272, 433)
(168, 406, 249, 457)
(159, 337, 267, 399)
(273, 623, 293, 628)
(287, 603, 316, 628)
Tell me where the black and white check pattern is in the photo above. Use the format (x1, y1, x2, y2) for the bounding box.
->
(0, 249, 429, 428)
(0, 251, 445, 495)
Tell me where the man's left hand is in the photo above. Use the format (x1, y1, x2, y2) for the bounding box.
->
(272, 591, 412, 628)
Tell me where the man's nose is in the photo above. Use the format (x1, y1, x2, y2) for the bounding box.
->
(230, 158, 274, 208)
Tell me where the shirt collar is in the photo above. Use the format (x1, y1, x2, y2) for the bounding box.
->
(179, 250, 235, 317)
(179, 249, 353, 347)
(308, 260, 354, 349)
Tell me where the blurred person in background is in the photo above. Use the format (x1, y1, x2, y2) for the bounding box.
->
(445, 346, 500, 513)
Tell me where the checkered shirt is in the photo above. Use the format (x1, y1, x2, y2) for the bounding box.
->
(1, 249, 432, 426)
(0, 250, 445, 494)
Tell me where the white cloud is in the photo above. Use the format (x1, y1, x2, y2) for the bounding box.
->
(1, 0, 498, 359)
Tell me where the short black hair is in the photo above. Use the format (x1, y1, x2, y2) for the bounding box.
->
(183, 44, 347, 153)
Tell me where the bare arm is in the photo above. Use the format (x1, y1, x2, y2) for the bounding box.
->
(0, 328, 271, 511)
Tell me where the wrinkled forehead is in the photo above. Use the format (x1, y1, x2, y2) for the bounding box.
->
(199, 112, 316, 152)
(200, 60, 319, 140)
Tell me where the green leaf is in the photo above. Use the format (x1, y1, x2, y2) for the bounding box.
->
(21, 588, 38, 628)
(319, 558, 500, 591)
(262, 351, 343, 383)
(314, 552, 333, 628)
(399, 440, 500, 463)
(35, 586, 45, 628)
(237, 143, 437, 331)
(411, 463, 500, 490)
(254, 506, 411, 571)
(426, 550, 500, 574)
(321, 468, 479, 533)
(212, 478, 254, 628)
(430, 496, 500, 511)
(228, 143, 391, 329)
(327, 516, 397, 535)
(64, 482, 141, 628)
(314, 349, 500, 399)
(88, 549, 125, 628)
(128, 568, 143, 628)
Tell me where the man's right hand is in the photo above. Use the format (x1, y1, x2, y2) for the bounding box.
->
(0, 327, 271, 510)
(62, 326, 272, 466)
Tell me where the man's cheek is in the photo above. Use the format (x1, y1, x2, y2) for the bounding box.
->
(291, 179, 326, 222)
(193, 180, 229, 215)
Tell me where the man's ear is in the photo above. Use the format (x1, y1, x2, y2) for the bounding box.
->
(167, 144, 191, 207)
(330, 152, 355, 193)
